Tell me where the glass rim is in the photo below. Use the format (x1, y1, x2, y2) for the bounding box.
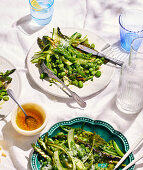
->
(29, 0, 54, 10)
(131, 37, 143, 54)
(119, 9, 143, 33)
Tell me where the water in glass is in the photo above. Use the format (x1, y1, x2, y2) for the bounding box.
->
(116, 38, 143, 114)
(30, 0, 54, 26)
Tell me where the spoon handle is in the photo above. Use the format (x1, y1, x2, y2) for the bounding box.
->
(7, 89, 27, 116)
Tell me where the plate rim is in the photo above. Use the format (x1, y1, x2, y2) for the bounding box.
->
(31, 117, 135, 170)
(0, 55, 22, 119)
(26, 27, 116, 98)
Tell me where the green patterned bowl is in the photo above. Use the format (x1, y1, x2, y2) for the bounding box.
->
(31, 117, 134, 170)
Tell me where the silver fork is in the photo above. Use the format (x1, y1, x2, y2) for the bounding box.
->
(40, 61, 87, 108)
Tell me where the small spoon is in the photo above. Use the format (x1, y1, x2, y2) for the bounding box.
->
(7, 89, 37, 128)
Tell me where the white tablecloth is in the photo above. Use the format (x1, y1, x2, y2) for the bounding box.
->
(0, 0, 143, 169)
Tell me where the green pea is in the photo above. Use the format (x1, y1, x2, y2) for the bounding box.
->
(100, 60, 103, 64)
(85, 70, 89, 74)
(79, 66, 83, 70)
(90, 63, 94, 67)
(97, 60, 103, 65)
(91, 43, 95, 49)
(72, 80, 78, 86)
(80, 144, 85, 149)
(95, 65, 99, 70)
(96, 58, 100, 62)
(68, 66, 72, 71)
(52, 63, 56, 67)
(56, 59, 60, 63)
(3, 96, 9, 101)
(78, 81, 83, 88)
(87, 63, 93, 67)
(76, 33, 82, 39)
(101, 57, 105, 62)
(89, 68, 93, 72)
(91, 71, 96, 75)
(95, 70, 101, 77)
(58, 63, 64, 68)
(59, 60, 63, 64)
(40, 73, 46, 79)
(58, 73, 61, 77)
(60, 72, 66, 77)
(68, 70, 72, 75)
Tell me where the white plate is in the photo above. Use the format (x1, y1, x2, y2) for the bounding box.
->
(27, 28, 115, 98)
(0, 56, 21, 119)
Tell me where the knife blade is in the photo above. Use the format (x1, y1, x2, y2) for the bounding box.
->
(76, 44, 123, 66)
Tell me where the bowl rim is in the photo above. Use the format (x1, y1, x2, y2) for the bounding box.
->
(11, 102, 48, 136)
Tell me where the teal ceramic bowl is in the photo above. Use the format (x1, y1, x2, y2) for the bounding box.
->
(31, 117, 134, 170)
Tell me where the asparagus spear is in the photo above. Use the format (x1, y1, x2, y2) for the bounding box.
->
(37, 137, 53, 156)
(31, 143, 51, 162)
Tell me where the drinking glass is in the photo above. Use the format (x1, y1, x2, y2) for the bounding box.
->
(116, 37, 143, 114)
(119, 9, 143, 52)
(29, 0, 54, 26)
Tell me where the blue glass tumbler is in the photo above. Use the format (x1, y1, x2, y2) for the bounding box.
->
(119, 9, 143, 52)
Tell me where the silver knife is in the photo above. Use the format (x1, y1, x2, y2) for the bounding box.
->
(76, 44, 123, 66)
(41, 61, 86, 108)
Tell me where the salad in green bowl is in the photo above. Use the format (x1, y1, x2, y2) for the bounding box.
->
(31, 117, 134, 170)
